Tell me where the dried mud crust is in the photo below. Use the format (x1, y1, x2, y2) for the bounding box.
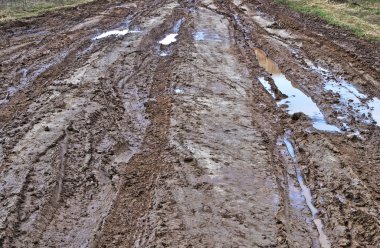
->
(0, 0, 379, 247)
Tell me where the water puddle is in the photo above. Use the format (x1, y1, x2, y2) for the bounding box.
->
(159, 19, 183, 46)
(158, 19, 184, 56)
(288, 179, 305, 211)
(174, 88, 185, 94)
(159, 33, 179, 45)
(193, 30, 222, 42)
(258, 78, 275, 98)
(307, 62, 380, 128)
(255, 49, 340, 132)
(93, 18, 141, 40)
(368, 98, 380, 125)
(283, 134, 331, 248)
(93, 29, 141, 40)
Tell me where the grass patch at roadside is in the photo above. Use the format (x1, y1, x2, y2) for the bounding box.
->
(0, 0, 95, 22)
(275, 0, 380, 41)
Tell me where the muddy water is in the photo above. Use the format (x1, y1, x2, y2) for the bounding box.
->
(284, 134, 331, 248)
(255, 49, 340, 132)
(324, 80, 380, 127)
(308, 63, 380, 127)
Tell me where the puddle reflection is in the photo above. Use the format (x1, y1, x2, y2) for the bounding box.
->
(255, 49, 340, 132)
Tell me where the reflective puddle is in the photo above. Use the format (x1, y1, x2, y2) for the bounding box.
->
(174, 88, 185, 94)
(159, 19, 183, 45)
(159, 33, 178, 45)
(93, 18, 141, 40)
(368, 98, 380, 125)
(284, 134, 331, 248)
(193, 30, 222, 42)
(158, 19, 184, 56)
(258, 77, 275, 98)
(93, 29, 141, 40)
(255, 48, 340, 132)
(308, 62, 380, 128)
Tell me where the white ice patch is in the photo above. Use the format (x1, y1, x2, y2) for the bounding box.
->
(159, 33, 178, 45)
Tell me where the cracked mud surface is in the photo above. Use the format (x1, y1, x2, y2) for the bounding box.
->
(0, 0, 379, 247)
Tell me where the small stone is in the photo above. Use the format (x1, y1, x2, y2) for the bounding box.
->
(184, 157, 194, 163)
(44, 126, 50, 132)
(291, 112, 302, 121)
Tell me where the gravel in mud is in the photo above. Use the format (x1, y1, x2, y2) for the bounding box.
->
(0, 0, 379, 247)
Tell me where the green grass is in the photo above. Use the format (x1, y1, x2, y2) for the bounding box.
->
(275, 0, 380, 41)
(0, 0, 95, 22)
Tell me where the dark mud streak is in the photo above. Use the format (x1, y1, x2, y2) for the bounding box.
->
(93, 52, 174, 248)
(93, 5, 190, 248)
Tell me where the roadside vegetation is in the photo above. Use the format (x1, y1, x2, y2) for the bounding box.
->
(275, 0, 380, 41)
(0, 0, 94, 22)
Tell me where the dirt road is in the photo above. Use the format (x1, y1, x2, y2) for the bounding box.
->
(0, 0, 379, 247)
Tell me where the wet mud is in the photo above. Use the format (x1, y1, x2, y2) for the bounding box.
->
(0, 0, 379, 247)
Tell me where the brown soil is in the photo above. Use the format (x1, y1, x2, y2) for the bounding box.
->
(0, 0, 379, 247)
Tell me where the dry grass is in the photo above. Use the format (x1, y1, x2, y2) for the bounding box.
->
(0, 0, 94, 22)
(276, 0, 380, 41)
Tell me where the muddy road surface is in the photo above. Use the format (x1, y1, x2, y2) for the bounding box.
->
(0, 0, 379, 247)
